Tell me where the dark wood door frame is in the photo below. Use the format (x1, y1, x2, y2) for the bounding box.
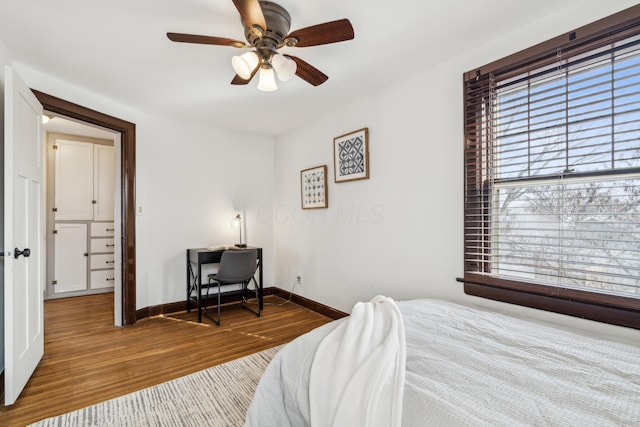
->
(33, 90, 137, 326)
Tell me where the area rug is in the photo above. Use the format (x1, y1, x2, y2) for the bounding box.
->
(29, 345, 282, 427)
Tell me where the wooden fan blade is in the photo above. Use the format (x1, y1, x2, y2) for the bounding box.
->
(232, 0, 267, 31)
(287, 56, 328, 86)
(167, 33, 246, 47)
(230, 63, 260, 85)
(287, 19, 354, 47)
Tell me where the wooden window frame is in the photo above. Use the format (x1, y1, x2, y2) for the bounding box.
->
(460, 5, 640, 329)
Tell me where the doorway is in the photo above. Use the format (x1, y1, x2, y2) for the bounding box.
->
(33, 90, 137, 326)
(44, 118, 119, 305)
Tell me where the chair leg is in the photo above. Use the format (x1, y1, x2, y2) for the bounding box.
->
(217, 282, 221, 325)
(252, 276, 261, 317)
(203, 277, 220, 326)
(254, 280, 261, 317)
(241, 278, 261, 317)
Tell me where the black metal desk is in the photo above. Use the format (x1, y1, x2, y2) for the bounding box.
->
(186, 246, 263, 322)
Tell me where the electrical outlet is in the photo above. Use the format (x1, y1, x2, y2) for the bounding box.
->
(296, 275, 302, 285)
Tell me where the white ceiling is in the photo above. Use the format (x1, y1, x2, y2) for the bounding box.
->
(1, 0, 582, 136)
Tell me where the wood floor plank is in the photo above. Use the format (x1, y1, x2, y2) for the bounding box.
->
(0, 293, 332, 426)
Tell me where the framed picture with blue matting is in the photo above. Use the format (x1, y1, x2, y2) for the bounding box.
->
(301, 165, 328, 209)
(333, 128, 369, 183)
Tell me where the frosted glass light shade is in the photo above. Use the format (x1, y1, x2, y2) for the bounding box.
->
(231, 51, 259, 80)
(257, 67, 278, 92)
(271, 53, 297, 81)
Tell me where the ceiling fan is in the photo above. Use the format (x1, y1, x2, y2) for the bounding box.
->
(167, 0, 354, 91)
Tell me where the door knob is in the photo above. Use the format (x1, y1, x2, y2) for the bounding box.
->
(14, 248, 31, 259)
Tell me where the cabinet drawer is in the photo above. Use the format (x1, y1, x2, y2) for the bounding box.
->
(91, 269, 115, 289)
(91, 222, 115, 237)
(91, 253, 115, 270)
(91, 238, 115, 253)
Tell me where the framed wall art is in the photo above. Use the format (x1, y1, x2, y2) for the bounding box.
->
(333, 127, 369, 183)
(300, 165, 328, 209)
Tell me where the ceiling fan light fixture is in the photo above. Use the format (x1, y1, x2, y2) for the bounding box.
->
(231, 51, 259, 80)
(257, 65, 278, 92)
(167, 1, 355, 89)
(271, 53, 297, 82)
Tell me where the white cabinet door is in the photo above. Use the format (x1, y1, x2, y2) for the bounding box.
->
(54, 140, 93, 220)
(53, 223, 88, 293)
(93, 144, 115, 221)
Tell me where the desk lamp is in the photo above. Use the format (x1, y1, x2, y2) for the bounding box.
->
(234, 214, 247, 248)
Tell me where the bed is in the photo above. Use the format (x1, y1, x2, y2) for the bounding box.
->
(245, 298, 640, 426)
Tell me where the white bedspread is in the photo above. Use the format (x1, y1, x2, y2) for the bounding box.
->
(245, 299, 640, 426)
(399, 300, 640, 426)
(309, 295, 406, 427)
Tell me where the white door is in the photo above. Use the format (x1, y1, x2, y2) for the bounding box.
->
(93, 144, 115, 221)
(4, 66, 45, 405)
(53, 223, 87, 293)
(54, 139, 93, 220)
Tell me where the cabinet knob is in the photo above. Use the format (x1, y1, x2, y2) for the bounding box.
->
(14, 248, 31, 259)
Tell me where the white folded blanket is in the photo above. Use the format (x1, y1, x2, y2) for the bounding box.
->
(309, 295, 406, 427)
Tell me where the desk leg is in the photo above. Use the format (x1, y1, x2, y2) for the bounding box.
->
(197, 260, 203, 323)
(186, 250, 191, 312)
(259, 252, 264, 311)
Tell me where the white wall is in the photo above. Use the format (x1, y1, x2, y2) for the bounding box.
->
(135, 117, 274, 306)
(7, 64, 275, 310)
(273, 0, 640, 341)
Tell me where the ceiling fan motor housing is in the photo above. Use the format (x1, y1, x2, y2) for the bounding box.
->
(243, 1, 291, 55)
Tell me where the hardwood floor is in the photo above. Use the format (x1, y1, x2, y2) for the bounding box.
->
(0, 293, 333, 426)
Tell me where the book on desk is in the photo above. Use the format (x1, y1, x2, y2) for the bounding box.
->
(206, 244, 245, 251)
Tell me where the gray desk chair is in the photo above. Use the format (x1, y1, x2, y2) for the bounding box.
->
(205, 249, 260, 325)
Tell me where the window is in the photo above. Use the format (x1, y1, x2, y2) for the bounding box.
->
(462, 5, 640, 328)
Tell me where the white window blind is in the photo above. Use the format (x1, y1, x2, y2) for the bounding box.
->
(465, 32, 640, 299)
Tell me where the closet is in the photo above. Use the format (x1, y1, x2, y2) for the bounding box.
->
(46, 134, 115, 298)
